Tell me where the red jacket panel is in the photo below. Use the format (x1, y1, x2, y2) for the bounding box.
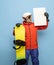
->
(23, 21, 48, 49)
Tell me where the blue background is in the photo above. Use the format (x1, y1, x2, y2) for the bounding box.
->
(0, 0, 54, 65)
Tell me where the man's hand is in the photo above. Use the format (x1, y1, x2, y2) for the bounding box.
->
(44, 12, 49, 22)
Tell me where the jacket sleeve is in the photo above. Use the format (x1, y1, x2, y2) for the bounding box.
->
(36, 21, 48, 30)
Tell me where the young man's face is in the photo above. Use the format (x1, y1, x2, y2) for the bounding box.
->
(23, 15, 32, 23)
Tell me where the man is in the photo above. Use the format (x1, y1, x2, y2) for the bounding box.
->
(13, 12, 49, 65)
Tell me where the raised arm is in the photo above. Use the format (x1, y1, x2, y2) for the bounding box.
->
(36, 12, 49, 30)
(36, 21, 48, 30)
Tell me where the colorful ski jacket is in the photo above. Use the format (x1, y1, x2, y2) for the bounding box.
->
(23, 21, 48, 49)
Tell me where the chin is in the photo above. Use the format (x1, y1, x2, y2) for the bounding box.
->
(27, 20, 32, 22)
(28, 21, 31, 22)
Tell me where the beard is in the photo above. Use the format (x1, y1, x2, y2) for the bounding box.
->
(26, 19, 32, 22)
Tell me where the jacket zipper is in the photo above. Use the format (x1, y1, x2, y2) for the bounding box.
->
(28, 24, 31, 49)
